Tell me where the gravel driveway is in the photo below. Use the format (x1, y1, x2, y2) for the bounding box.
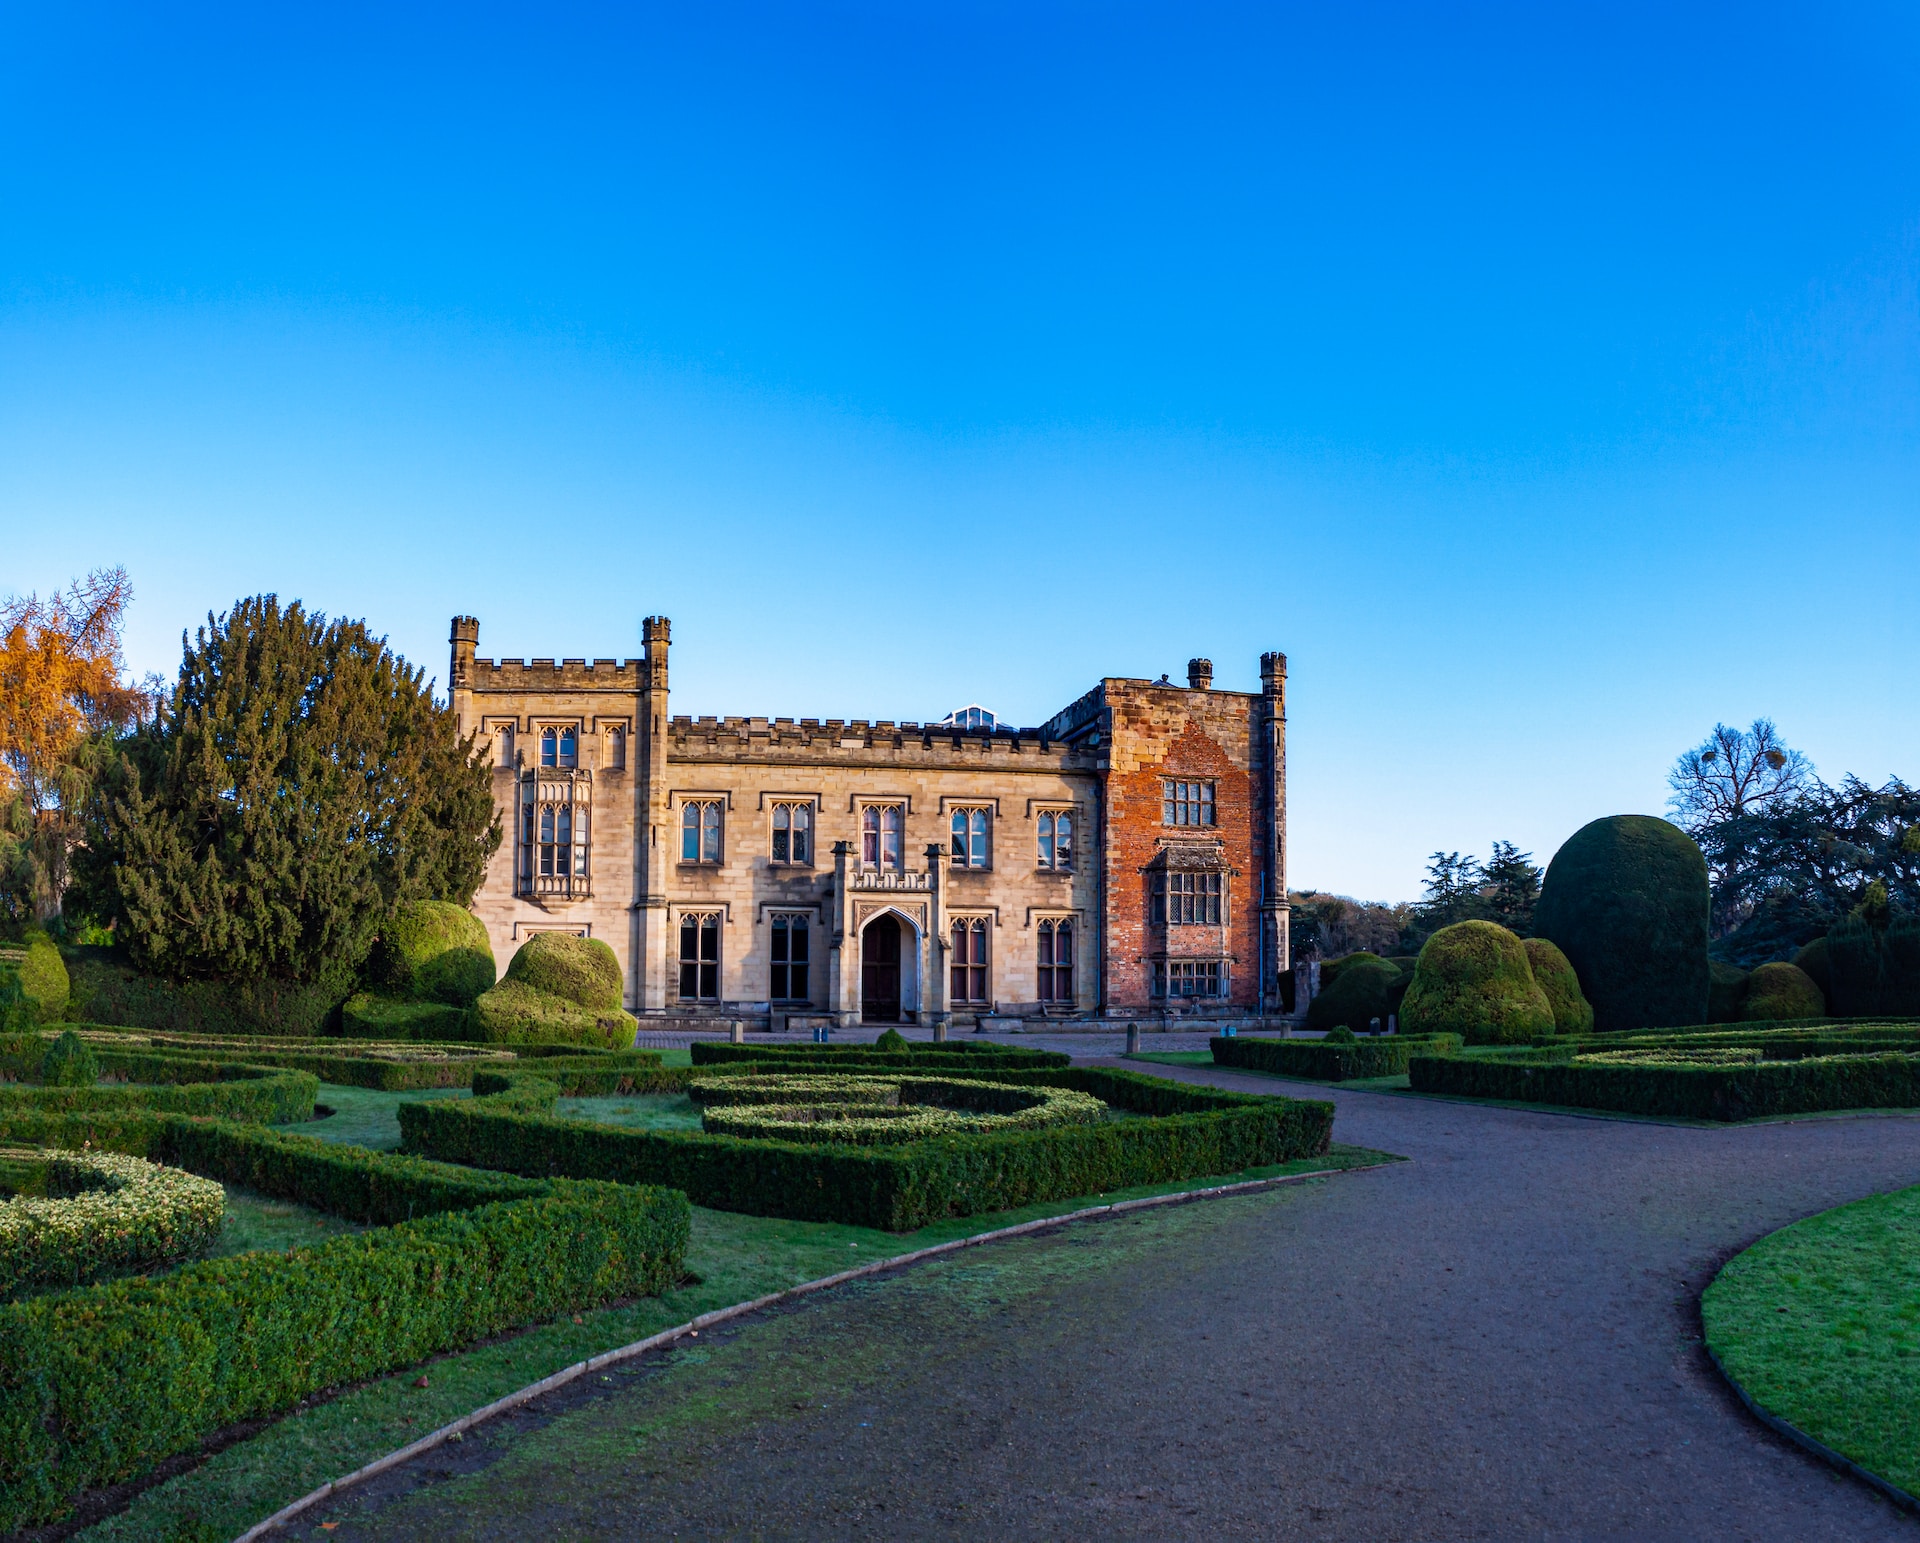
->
(301, 1065, 1920, 1541)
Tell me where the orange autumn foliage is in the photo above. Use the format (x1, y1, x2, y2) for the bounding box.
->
(0, 568, 152, 919)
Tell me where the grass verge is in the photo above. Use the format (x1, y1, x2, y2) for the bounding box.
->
(74, 1142, 1397, 1541)
(1703, 1183, 1920, 1502)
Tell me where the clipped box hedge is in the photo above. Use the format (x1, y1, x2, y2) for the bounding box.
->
(1408, 1045, 1920, 1121)
(0, 1116, 689, 1533)
(1210, 1034, 1464, 1082)
(0, 1036, 318, 1123)
(689, 1041, 1071, 1072)
(401, 1064, 1333, 1231)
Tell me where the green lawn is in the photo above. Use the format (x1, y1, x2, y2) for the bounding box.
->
(76, 1139, 1399, 1541)
(554, 1092, 703, 1130)
(204, 1185, 366, 1260)
(1703, 1182, 1920, 1499)
(305, 1083, 470, 1149)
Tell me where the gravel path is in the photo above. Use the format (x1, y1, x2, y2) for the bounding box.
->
(302, 1066, 1920, 1541)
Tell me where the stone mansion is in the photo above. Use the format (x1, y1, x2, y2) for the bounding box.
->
(450, 616, 1291, 1029)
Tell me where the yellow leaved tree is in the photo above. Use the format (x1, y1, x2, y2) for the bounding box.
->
(0, 568, 155, 924)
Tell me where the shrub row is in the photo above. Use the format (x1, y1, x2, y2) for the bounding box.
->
(400, 1065, 1333, 1231)
(695, 1076, 1107, 1146)
(1210, 1034, 1465, 1082)
(0, 1040, 318, 1124)
(689, 1041, 1070, 1072)
(1408, 1047, 1920, 1121)
(0, 1150, 227, 1298)
(0, 1121, 690, 1532)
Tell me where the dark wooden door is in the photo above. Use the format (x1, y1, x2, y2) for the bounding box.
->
(861, 914, 901, 1022)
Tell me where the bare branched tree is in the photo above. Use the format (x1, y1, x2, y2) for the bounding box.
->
(1667, 720, 1813, 834)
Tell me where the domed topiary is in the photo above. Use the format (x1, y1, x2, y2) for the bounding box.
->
(1401, 921, 1555, 1046)
(1307, 958, 1406, 1035)
(472, 981, 637, 1049)
(371, 902, 496, 1007)
(1707, 960, 1750, 1024)
(1792, 935, 1831, 998)
(504, 933, 624, 1011)
(1531, 815, 1711, 1033)
(1318, 952, 1386, 990)
(0, 930, 71, 1024)
(1523, 937, 1595, 1035)
(1322, 1025, 1357, 1044)
(1740, 962, 1825, 1021)
(875, 1028, 908, 1051)
(40, 1029, 97, 1087)
(1828, 911, 1920, 1017)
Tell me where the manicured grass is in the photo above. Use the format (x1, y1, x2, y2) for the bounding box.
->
(302, 1082, 470, 1149)
(1703, 1182, 1920, 1499)
(75, 1140, 1398, 1541)
(203, 1185, 367, 1260)
(554, 1093, 703, 1130)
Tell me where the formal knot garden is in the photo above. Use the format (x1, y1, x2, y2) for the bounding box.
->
(0, 1016, 1337, 1534)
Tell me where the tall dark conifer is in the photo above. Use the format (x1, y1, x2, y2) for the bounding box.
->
(81, 597, 499, 986)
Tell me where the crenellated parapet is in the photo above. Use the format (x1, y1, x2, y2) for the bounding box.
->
(466, 657, 646, 690)
(666, 715, 1099, 769)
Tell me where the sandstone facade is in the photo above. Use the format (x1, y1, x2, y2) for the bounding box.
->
(449, 616, 1288, 1027)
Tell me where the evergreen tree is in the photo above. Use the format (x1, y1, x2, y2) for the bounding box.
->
(1481, 840, 1542, 935)
(80, 596, 499, 986)
(1419, 851, 1485, 929)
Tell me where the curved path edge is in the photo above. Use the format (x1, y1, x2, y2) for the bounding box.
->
(1703, 1339, 1919, 1516)
(235, 1160, 1389, 1542)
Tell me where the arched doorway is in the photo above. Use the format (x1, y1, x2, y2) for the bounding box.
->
(861, 913, 902, 1023)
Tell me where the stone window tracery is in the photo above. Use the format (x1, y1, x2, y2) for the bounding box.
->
(769, 913, 810, 1001)
(950, 807, 990, 869)
(1037, 919, 1074, 1003)
(678, 912, 721, 1000)
(517, 766, 591, 899)
(771, 802, 812, 865)
(861, 803, 904, 869)
(681, 801, 722, 864)
(950, 917, 990, 1004)
(1037, 810, 1073, 871)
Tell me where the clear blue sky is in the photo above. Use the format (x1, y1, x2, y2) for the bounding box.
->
(3, 3, 1916, 901)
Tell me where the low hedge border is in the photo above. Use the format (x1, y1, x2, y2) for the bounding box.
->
(0, 1149, 227, 1297)
(0, 1117, 690, 1533)
(399, 1064, 1333, 1231)
(693, 1076, 1107, 1145)
(0, 1038, 319, 1124)
(1408, 1047, 1920, 1120)
(689, 1041, 1071, 1072)
(1210, 1034, 1465, 1082)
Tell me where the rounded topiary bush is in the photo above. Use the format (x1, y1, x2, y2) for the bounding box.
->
(39, 1029, 98, 1087)
(503, 933, 624, 1011)
(1, 930, 70, 1024)
(1318, 952, 1387, 990)
(1321, 1025, 1357, 1044)
(1792, 935, 1831, 998)
(472, 981, 637, 1049)
(1531, 815, 1711, 1033)
(1523, 937, 1595, 1035)
(1827, 912, 1920, 1017)
(1307, 958, 1406, 1035)
(371, 902, 496, 1007)
(1707, 960, 1751, 1024)
(874, 1028, 908, 1051)
(1740, 961, 1825, 1021)
(1401, 921, 1555, 1045)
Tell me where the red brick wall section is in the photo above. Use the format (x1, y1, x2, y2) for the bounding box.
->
(1100, 684, 1261, 1009)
